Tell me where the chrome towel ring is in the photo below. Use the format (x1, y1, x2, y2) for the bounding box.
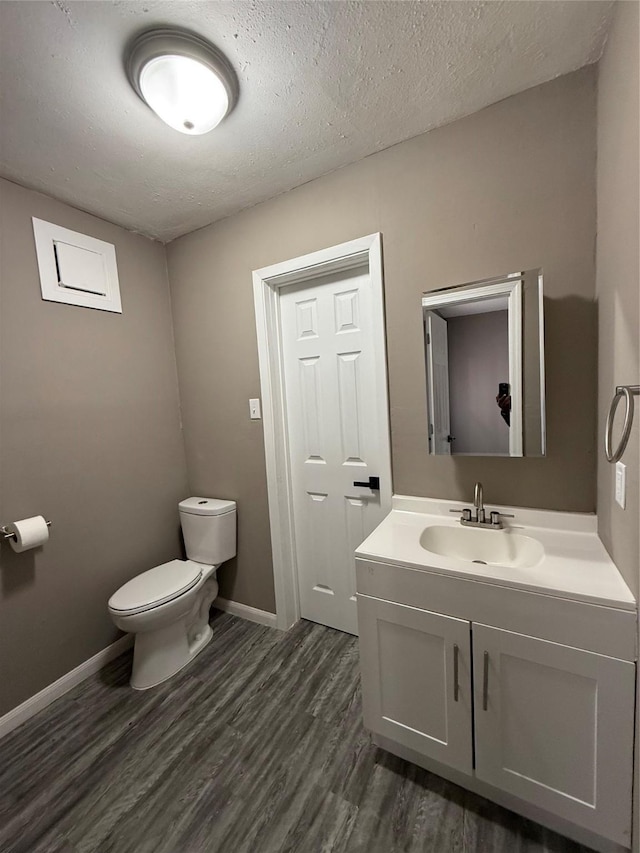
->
(605, 385, 640, 463)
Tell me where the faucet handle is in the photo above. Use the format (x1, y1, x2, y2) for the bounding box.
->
(490, 510, 515, 526)
(450, 507, 472, 521)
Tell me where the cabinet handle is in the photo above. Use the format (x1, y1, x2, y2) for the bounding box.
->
(453, 644, 460, 702)
(482, 651, 489, 711)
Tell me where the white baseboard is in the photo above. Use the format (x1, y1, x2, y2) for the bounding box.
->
(0, 634, 133, 741)
(1, 602, 277, 741)
(215, 597, 278, 629)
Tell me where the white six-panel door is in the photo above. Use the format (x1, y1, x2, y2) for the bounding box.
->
(279, 265, 391, 635)
(425, 311, 451, 455)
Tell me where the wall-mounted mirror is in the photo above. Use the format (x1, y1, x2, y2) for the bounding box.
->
(422, 269, 545, 457)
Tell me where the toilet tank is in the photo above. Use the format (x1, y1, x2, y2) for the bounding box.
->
(178, 497, 237, 565)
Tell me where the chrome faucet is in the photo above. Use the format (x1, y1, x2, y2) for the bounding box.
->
(473, 481, 485, 524)
(450, 481, 514, 529)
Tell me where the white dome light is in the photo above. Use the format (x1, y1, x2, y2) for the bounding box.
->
(139, 55, 229, 135)
(126, 29, 238, 136)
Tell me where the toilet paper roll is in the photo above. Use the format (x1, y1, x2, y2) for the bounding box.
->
(8, 516, 49, 553)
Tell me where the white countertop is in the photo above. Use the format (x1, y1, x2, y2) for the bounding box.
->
(355, 496, 636, 611)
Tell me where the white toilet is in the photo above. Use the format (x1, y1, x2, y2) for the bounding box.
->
(108, 497, 236, 690)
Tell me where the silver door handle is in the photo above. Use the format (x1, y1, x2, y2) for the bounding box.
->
(453, 644, 459, 702)
(482, 651, 489, 711)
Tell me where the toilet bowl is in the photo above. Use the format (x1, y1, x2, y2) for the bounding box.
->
(108, 497, 236, 689)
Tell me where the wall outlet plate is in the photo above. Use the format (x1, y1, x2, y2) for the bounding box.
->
(615, 461, 626, 509)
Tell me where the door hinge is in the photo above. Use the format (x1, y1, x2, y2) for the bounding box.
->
(429, 423, 434, 436)
(426, 332, 431, 345)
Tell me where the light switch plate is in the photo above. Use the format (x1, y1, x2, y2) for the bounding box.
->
(249, 398, 261, 420)
(615, 461, 626, 509)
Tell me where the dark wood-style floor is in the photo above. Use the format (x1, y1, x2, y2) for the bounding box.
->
(0, 613, 592, 853)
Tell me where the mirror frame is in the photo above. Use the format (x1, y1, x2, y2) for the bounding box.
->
(422, 274, 524, 456)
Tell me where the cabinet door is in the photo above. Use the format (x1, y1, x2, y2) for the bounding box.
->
(358, 595, 473, 774)
(473, 623, 635, 846)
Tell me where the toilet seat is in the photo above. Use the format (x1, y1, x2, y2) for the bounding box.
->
(108, 560, 202, 615)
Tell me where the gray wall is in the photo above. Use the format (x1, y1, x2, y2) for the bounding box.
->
(596, 0, 639, 600)
(595, 4, 639, 850)
(447, 311, 510, 455)
(0, 179, 189, 715)
(166, 68, 598, 614)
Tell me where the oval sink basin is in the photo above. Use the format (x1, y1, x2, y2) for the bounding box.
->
(419, 525, 544, 569)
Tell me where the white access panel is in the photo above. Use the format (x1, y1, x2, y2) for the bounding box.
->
(53, 240, 108, 295)
(32, 217, 121, 312)
(473, 623, 635, 847)
(358, 595, 473, 774)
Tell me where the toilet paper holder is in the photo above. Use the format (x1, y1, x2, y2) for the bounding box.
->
(1, 519, 52, 542)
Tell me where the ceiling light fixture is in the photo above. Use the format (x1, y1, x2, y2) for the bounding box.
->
(125, 28, 238, 135)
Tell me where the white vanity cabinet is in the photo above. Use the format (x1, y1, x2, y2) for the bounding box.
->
(472, 623, 635, 845)
(358, 596, 473, 773)
(356, 557, 637, 852)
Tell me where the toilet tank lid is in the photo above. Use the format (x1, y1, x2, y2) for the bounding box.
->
(179, 497, 236, 516)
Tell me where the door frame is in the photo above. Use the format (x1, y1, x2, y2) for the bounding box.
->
(252, 233, 392, 630)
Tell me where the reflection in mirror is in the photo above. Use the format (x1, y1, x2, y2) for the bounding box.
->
(422, 270, 545, 457)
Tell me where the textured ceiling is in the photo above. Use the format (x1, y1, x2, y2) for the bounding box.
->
(0, 1, 613, 242)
